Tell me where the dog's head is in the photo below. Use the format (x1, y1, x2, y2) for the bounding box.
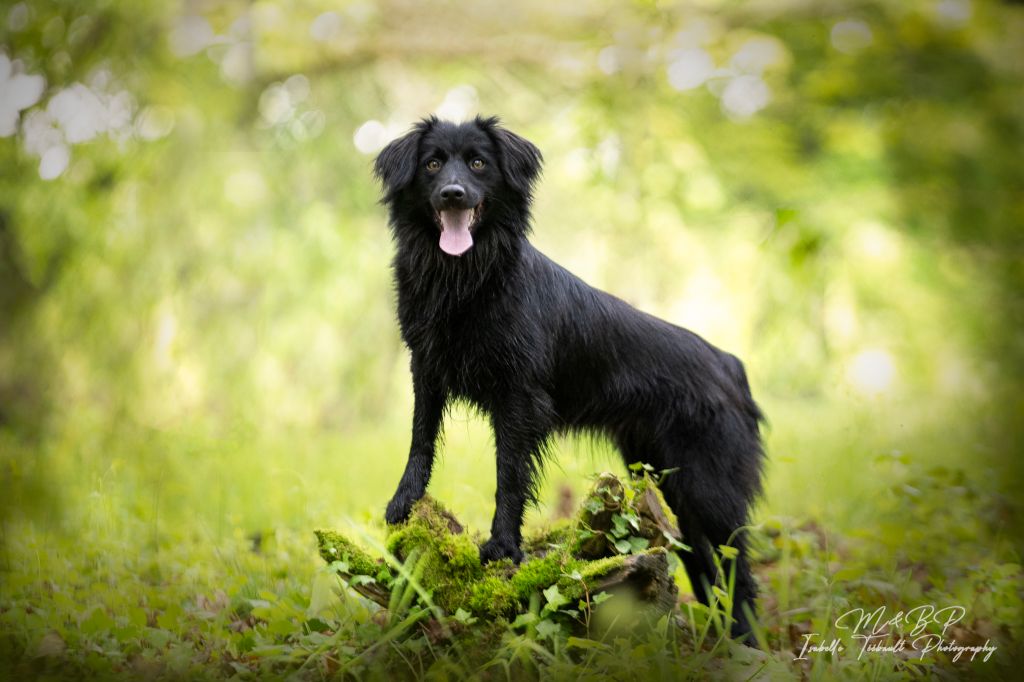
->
(374, 116, 542, 256)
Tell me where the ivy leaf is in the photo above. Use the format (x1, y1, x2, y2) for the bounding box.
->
(348, 575, 376, 587)
(452, 608, 477, 625)
(662, 531, 689, 551)
(511, 612, 537, 629)
(542, 585, 568, 613)
(629, 537, 650, 553)
(614, 539, 631, 554)
(535, 619, 562, 640)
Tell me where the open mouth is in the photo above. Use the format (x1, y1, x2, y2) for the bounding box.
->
(434, 204, 482, 256)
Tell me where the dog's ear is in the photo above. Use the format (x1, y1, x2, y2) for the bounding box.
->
(373, 119, 431, 197)
(481, 117, 543, 197)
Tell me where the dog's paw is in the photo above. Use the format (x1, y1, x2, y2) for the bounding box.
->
(385, 495, 415, 526)
(479, 536, 524, 565)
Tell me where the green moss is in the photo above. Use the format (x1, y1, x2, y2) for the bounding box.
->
(315, 477, 679, 619)
(386, 497, 480, 569)
(510, 551, 576, 601)
(387, 524, 480, 573)
(383, 497, 485, 613)
(556, 554, 626, 602)
(314, 529, 380, 577)
(467, 575, 519, 615)
(522, 518, 575, 553)
(575, 553, 630, 581)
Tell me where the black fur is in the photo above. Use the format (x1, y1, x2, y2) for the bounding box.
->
(376, 115, 765, 640)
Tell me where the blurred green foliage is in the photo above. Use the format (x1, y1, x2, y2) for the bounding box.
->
(0, 0, 1021, 572)
(1, 0, 1023, 677)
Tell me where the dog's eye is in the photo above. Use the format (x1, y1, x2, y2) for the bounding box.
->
(469, 158, 485, 171)
(425, 159, 441, 172)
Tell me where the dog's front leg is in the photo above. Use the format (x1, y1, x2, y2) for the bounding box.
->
(480, 399, 550, 564)
(385, 375, 445, 525)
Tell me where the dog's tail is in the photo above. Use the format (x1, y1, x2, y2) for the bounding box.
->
(723, 352, 765, 429)
(717, 352, 766, 502)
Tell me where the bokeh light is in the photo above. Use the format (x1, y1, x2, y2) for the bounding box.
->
(847, 348, 897, 395)
(831, 20, 873, 54)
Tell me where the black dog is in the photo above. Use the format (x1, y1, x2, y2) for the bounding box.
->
(375, 116, 765, 639)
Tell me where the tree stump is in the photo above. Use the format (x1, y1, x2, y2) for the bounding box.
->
(315, 472, 680, 622)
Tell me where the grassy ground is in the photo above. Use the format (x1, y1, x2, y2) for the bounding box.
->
(1, 396, 1021, 680)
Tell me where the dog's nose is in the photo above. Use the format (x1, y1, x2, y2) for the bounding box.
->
(440, 184, 466, 202)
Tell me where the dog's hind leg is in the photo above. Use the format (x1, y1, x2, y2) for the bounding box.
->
(618, 418, 758, 643)
(660, 450, 759, 643)
(614, 430, 724, 611)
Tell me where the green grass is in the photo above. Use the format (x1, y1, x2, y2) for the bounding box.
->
(1, 397, 1022, 679)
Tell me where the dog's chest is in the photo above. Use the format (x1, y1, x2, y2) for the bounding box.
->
(397, 285, 522, 401)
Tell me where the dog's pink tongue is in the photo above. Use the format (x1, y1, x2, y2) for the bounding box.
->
(439, 209, 474, 256)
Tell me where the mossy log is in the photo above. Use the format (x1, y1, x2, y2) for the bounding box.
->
(315, 473, 680, 620)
